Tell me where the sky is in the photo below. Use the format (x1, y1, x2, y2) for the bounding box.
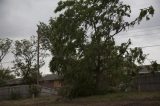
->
(0, 0, 160, 75)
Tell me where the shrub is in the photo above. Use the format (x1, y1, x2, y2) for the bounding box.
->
(29, 85, 41, 97)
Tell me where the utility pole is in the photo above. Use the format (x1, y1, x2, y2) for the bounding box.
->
(37, 32, 40, 85)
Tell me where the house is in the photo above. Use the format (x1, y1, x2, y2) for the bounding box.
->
(5, 74, 62, 89)
(139, 65, 160, 74)
(0, 74, 62, 100)
(39, 74, 63, 89)
(6, 78, 22, 86)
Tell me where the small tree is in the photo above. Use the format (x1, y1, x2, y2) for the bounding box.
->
(149, 61, 160, 74)
(12, 36, 48, 84)
(0, 38, 12, 63)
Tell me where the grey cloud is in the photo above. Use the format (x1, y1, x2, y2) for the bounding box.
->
(0, 0, 59, 38)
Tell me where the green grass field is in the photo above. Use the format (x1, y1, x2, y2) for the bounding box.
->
(1, 92, 160, 106)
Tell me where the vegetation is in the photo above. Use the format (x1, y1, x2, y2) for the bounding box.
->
(0, 38, 14, 86)
(38, 0, 154, 98)
(12, 36, 48, 84)
(150, 61, 160, 74)
(0, 68, 15, 86)
(29, 85, 41, 97)
(0, 38, 12, 63)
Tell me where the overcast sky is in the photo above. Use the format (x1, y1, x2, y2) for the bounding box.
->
(0, 0, 160, 74)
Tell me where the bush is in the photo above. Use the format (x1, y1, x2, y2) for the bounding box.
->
(29, 85, 41, 97)
(58, 79, 96, 99)
(0, 79, 6, 87)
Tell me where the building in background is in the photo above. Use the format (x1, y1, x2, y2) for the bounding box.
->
(39, 74, 63, 89)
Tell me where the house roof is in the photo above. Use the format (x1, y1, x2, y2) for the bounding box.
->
(5, 74, 62, 86)
(139, 66, 150, 74)
(139, 65, 160, 74)
(39, 74, 62, 81)
(6, 78, 23, 86)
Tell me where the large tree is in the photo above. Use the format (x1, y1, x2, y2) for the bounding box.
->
(0, 38, 13, 86)
(0, 38, 12, 63)
(38, 0, 154, 97)
(12, 36, 48, 84)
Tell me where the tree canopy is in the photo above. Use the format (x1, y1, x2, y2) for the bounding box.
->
(12, 36, 48, 84)
(0, 38, 12, 63)
(38, 0, 154, 98)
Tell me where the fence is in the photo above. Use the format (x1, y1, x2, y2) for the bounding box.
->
(0, 85, 58, 100)
(0, 85, 30, 100)
(135, 72, 160, 92)
(41, 86, 58, 96)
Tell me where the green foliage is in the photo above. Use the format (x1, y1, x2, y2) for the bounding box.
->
(0, 38, 12, 62)
(29, 85, 41, 97)
(12, 36, 48, 84)
(0, 68, 15, 86)
(150, 61, 160, 74)
(38, 0, 154, 98)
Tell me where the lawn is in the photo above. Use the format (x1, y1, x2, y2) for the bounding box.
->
(1, 92, 160, 106)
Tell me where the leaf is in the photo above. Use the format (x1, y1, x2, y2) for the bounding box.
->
(146, 16, 150, 20)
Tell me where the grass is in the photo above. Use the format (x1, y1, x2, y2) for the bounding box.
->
(1, 92, 160, 106)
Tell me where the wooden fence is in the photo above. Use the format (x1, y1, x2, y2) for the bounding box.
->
(0, 73, 160, 100)
(0, 85, 30, 100)
(0, 85, 58, 100)
(135, 73, 160, 92)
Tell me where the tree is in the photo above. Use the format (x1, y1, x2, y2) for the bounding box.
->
(0, 38, 12, 63)
(0, 68, 15, 86)
(12, 36, 48, 84)
(0, 38, 13, 86)
(149, 61, 160, 74)
(38, 0, 154, 97)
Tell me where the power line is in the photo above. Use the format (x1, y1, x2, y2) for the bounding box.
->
(141, 44, 160, 48)
(116, 32, 160, 39)
(132, 44, 160, 49)
(119, 25, 160, 35)
(114, 27, 160, 39)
